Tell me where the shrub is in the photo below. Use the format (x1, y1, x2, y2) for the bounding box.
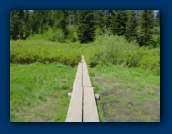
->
(10, 40, 81, 66)
(27, 28, 65, 43)
(67, 25, 78, 42)
(94, 34, 141, 66)
(93, 33, 160, 75)
(45, 29, 65, 42)
(10, 33, 160, 75)
(139, 48, 160, 75)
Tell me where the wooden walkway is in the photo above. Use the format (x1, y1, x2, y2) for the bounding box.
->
(66, 56, 99, 122)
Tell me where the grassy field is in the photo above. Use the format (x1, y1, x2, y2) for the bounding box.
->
(89, 65, 160, 122)
(10, 63, 76, 122)
(10, 62, 160, 122)
(10, 35, 160, 122)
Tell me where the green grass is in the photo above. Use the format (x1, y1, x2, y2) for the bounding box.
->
(10, 34, 160, 122)
(10, 62, 76, 122)
(10, 62, 160, 122)
(89, 65, 160, 122)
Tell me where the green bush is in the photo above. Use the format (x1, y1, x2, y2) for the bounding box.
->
(10, 40, 81, 66)
(94, 34, 141, 66)
(67, 25, 78, 42)
(27, 28, 65, 43)
(45, 29, 65, 43)
(10, 33, 160, 75)
(93, 33, 160, 75)
(139, 48, 160, 75)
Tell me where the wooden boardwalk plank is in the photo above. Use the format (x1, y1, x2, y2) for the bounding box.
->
(66, 56, 99, 122)
(66, 62, 83, 122)
(73, 62, 82, 88)
(82, 57, 92, 87)
(83, 87, 99, 122)
(66, 87, 83, 122)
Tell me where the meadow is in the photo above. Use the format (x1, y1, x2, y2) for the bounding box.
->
(10, 63, 76, 122)
(89, 65, 160, 122)
(10, 34, 160, 122)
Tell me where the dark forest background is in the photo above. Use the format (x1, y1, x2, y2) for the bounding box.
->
(10, 10, 160, 47)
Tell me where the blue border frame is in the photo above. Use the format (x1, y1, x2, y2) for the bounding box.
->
(1, 0, 172, 134)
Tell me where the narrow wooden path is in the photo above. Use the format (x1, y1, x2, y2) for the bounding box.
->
(66, 56, 99, 122)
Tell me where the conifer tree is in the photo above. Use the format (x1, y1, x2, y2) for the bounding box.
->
(68, 10, 77, 26)
(23, 10, 31, 39)
(135, 10, 141, 24)
(105, 10, 113, 30)
(110, 10, 128, 36)
(53, 10, 69, 38)
(30, 10, 50, 34)
(10, 10, 18, 40)
(155, 10, 160, 26)
(110, 10, 118, 35)
(77, 10, 95, 43)
(10, 10, 25, 40)
(137, 10, 154, 46)
(31, 10, 41, 34)
(125, 10, 137, 42)
(95, 10, 108, 34)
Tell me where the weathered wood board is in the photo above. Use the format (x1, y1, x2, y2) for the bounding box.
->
(66, 56, 99, 122)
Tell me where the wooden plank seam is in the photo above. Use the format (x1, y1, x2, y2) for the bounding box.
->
(66, 56, 99, 122)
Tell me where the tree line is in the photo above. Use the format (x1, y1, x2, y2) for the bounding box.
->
(10, 10, 160, 47)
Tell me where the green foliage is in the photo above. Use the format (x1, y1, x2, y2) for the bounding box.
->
(137, 10, 154, 46)
(95, 10, 108, 32)
(139, 48, 160, 75)
(10, 10, 160, 48)
(110, 10, 128, 36)
(155, 10, 160, 26)
(125, 10, 137, 42)
(53, 10, 69, 38)
(23, 10, 32, 39)
(28, 29, 65, 42)
(10, 33, 160, 75)
(10, 10, 25, 40)
(95, 27, 104, 36)
(94, 34, 140, 66)
(30, 10, 50, 34)
(152, 26, 160, 48)
(67, 25, 78, 42)
(92, 33, 160, 75)
(47, 29, 65, 42)
(77, 10, 96, 43)
(10, 40, 81, 66)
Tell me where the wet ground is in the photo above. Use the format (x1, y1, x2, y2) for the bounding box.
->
(93, 76, 160, 122)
